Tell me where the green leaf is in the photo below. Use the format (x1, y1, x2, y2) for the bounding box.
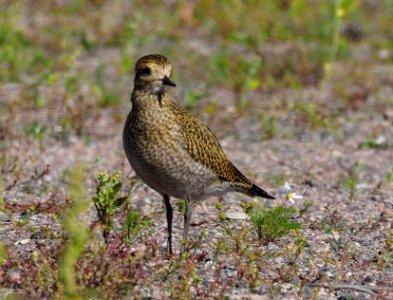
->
(112, 182, 122, 194)
(114, 196, 128, 208)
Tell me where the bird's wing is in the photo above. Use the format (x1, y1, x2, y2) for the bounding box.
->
(170, 102, 252, 186)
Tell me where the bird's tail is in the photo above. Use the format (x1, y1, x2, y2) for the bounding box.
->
(225, 163, 275, 199)
(249, 184, 275, 199)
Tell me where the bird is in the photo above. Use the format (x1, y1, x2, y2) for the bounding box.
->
(123, 54, 275, 255)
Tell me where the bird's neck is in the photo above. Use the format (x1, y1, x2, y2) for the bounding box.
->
(131, 89, 170, 109)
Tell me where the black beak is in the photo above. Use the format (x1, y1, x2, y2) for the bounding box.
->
(162, 75, 176, 87)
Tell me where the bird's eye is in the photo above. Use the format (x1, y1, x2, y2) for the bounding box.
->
(139, 67, 151, 76)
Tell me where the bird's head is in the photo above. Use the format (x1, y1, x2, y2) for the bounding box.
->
(134, 54, 176, 94)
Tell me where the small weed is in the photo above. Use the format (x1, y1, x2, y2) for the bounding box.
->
(298, 200, 313, 217)
(240, 201, 255, 214)
(293, 99, 330, 129)
(361, 137, 379, 149)
(213, 238, 227, 262)
(260, 111, 277, 140)
(221, 218, 251, 255)
(217, 201, 252, 255)
(208, 50, 261, 109)
(234, 56, 262, 110)
(64, 75, 79, 94)
(0, 243, 5, 267)
(0, 176, 4, 202)
(324, 222, 346, 255)
(123, 209, 153, 242)
(124, 210, 140, 240)
(27, 121, 46, 149)
(118, 53, 133, 76)
(182, 228, 206, 257)
(0, 12, 50, 83)
(287, 228, 306, 266)
(249, 205, 300, 245)
(386, 170, 393, 183)
(208, 50, 230, 86)
(361, 136, 386, 149)
(388, 96, 393, 107)
(93, 171, 128, 238)
(16, 208, 33, 227)
(384, 229, 393, 250)
(93, 64, 120, 107)
(378, 230, 393, 268)
(177, 199, 186, 215)
(59, 164, 89, 298)
(340, 161, 359, 201)
(322, 0, 346, 84)
(184, 87, 205, 111)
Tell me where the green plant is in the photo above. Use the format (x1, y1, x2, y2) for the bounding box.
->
(322, 0, 344, 83)
(377, 229, 393, 268)
(220, 217, 250, 255)
(0, 243, 6, 267)
(123, 209, 153, 242)
(341, 161, 359, 201)
(249, 205, 300, 245)
(214, 201, 253, 255)
(388, 96, 393, 107)
(0, 11, 51, 83)
(208, 50, 261, 109)
(27, 121, 46, 149)
(260, 111, 277, 140)
(324, 223, 346, 254)
(92, 64, 120, 107)
(124, 210, 140, 240)
(240, 201, 255, 214)
(361, 136, 386, 149)
(233, 56, 262, 109)
(184, 87, 205, 111)
(177, 199, 186, 215)
(93, 171, 128, 238)
(293, 100, 329, 129)
(59, 164, 89, 299)
(298, 200, 313, 217)
(65, 75, 79, 94)
(16, 208, 34, 227)
(386, 170, 393, 183)
(288, 228, 306, 265)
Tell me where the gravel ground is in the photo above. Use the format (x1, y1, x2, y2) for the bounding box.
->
(1, 71, 392, 298)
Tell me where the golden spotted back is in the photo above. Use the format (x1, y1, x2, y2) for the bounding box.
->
(168, 101, 253, 187)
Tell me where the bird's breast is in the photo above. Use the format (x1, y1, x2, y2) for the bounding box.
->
(123, 109, 220, 199)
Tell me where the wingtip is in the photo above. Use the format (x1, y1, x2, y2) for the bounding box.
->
(250, 184, 275, 199)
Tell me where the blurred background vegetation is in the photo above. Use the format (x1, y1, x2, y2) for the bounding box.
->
(1, 0, 392, 113)
(1, 0, 392, 147)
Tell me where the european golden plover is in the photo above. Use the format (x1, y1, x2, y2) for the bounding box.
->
(123, 54, 274, 254)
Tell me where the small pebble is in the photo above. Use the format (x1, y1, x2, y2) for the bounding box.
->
(0, 212, 10, 222)
(14, 239, 30, 245)
(225, 211, 247, 220)
(364, 274, 374, 282)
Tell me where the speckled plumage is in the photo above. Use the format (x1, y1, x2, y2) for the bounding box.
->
(123, 54, 274, 254)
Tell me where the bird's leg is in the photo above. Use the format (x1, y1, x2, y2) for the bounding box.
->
(163, 194, 173, 255)
(182, 198, 193, 252)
